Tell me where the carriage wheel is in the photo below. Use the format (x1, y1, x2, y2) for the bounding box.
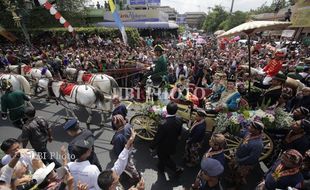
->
(129, 114, 158, 141)
(224, 132, 273, 161)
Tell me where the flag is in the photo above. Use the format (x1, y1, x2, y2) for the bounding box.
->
(109, 0, 128, 44)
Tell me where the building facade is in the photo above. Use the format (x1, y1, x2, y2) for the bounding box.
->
(184, 12, 207, 28)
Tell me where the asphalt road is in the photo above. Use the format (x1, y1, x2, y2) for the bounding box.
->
(0, 96, 263, 190)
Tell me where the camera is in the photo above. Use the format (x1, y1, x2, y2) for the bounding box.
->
(16, 179, 37, 190)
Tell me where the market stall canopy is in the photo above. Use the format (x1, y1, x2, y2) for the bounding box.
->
(95, 21, 179, 29)
(214, 30, 225, 36)
(218, 21, 291, 38)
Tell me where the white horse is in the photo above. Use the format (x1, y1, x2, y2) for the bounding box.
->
(0, 73, 32, 95)
(65, 68, 119, 97)
(38, 78, 112, 127)
(8, 64, 53, 80)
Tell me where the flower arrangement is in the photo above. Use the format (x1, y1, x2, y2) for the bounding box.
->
(214, 108, 292, 134)
(140, 102, 167, 121)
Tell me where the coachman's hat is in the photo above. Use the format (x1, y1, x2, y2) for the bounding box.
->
(154, 45, 164, 52)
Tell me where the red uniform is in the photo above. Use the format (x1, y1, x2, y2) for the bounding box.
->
(263, 59, 282, 77)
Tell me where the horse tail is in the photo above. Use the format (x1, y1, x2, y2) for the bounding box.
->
(15, 75, 31, 95)
(106, 75, 120, 96)
(93, 87, 105, 105)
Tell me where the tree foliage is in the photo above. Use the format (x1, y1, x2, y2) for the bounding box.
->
(249, 0, 290, 14)
(203, 6, 228, 33)
(54, 0, 89, 12)
(202, 6, 248, 33)
(220, 11, 249, 31)
(202, 0, 292, 33)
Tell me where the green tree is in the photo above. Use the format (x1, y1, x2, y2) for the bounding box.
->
(178, 25, 186, 34)
(249, 0, 290, 14)
(197, 16, 206, 30)
(220, 11, 249, 31)
(55, 0, 88, 12)
(203, 5, 228, 33)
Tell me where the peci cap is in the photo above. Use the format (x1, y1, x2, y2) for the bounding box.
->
(281, 149, 303, 168)
(63, 119, 78, 131)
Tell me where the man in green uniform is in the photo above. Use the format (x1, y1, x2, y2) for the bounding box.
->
(153, 44, 168, 77)
(1, 79, 30, 129)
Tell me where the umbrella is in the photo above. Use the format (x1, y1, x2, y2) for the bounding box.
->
(196, 38, 207, 44)
(218, 20, 291, 92)
(214, 30, 225, 36)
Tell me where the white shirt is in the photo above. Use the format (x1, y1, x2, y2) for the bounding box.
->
(112, 148, 130, 176)
(0, 164, 14, 184)
(1, 151, 37, 173)
(68, 160, 100, 190)
(176, 65, 188, 79)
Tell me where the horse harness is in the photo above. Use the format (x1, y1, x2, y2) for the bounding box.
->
(48, 80, 104, 108)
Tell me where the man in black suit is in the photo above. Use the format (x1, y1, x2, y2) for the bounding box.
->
(257, 72, 286, 107)
(150, 102, 184, 176)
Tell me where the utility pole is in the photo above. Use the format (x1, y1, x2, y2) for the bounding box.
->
(230, 0, 235, 14)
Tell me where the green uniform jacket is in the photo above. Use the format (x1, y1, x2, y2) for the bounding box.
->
(287, 72, 303, 80)
(154, 55, 168, 77)
(1, 90, 29, 122)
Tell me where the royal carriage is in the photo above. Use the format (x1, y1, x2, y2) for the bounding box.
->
(127, 78, 292, 164)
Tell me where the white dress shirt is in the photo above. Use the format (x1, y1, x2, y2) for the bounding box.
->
(68, 160, 100, 190)
(112, 148, 130, 176)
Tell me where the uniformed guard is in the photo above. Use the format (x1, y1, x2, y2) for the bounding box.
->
(111, 95, 127, 130)
(283, 119, 310, 155)
(184, 109, 207, 167)
(1, 78, 30, 128)
(258, 149, 304, 190)
(233, 121, 264, 185)
(63, 118, 103, 171)
(302, 149, 310, 189)
(192, 157, 224, 190)
(258, 72, 286, 107)
(205, 133, 226, 167)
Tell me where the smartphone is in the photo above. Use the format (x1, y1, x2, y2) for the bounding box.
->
(56, 166, 68, 179)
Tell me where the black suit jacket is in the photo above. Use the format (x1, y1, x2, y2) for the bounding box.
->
(151, 116, 183, 154)
(259, 86, 282, 106)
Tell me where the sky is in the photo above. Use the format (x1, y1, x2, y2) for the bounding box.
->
(91, 0, 274, 13)
(161, 0, 274, 13)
